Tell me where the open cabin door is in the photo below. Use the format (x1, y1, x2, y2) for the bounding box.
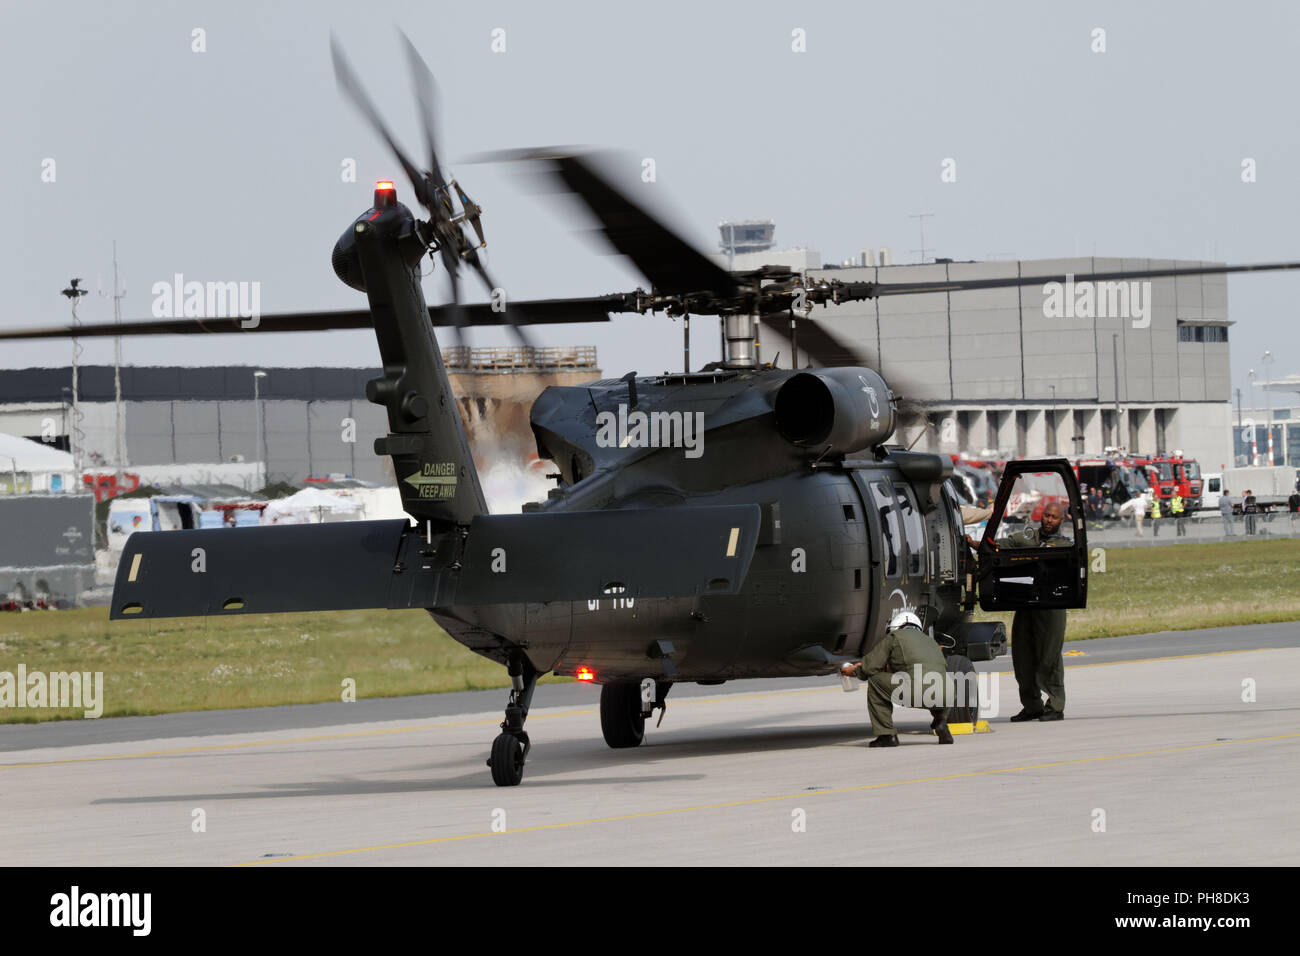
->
(976, 458, 1088, 611)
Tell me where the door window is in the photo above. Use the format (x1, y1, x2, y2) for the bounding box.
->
(978, 459, 1087, 611)
(990, 471, 1075, 546)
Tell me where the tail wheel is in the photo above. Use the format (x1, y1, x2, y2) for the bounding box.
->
(600, 681, 646, 748)
(945, 654, 979, 724)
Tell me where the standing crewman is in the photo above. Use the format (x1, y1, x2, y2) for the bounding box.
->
(1220, 488, 1235, 536)
(841, 610, 954, 747)
(1006, 500, 1073, 722)
(1288, 487, 1300, 534)
(1171, 492, 1186, 537)
(1150, 494, 1162, 537)
(1244, 490, 1258, 535)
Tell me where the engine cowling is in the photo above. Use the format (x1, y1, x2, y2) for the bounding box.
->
(773, 367, 896, 454)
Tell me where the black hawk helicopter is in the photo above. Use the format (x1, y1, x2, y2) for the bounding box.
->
(11, 36, 1300, 786)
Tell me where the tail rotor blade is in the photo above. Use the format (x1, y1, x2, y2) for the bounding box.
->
(330, 34, 430, 208)
(465, 254, 537, 352)
(398, 29, 449, 196)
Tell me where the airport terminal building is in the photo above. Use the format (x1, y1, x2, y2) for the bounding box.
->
(757, 254, 1235, 468)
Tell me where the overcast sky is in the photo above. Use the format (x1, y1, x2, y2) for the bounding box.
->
(5, 0, 1300, 404)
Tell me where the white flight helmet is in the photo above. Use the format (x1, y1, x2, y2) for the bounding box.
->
(887, 609, 924, 632)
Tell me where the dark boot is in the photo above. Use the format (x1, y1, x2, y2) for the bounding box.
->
(868, 735, 900, 748)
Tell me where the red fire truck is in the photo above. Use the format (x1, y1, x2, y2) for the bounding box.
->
(1073, 454, 1146, 497)
(1134, 453, 1203, 512)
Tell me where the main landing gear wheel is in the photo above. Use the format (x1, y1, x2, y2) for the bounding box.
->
(600, 681, 645, 748)
(489, 732, 525, 787)
(944, 654, 979, 724)
(487, 654, 538, 786)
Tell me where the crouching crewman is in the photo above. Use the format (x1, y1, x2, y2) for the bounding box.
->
(841, 610, 954, 747)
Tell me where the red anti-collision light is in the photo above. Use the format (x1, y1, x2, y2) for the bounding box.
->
(373, 181, 397, 210)
(576, 667, 595, 682)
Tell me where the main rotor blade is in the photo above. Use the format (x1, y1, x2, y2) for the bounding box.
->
(330, 35, 430, 208)
(492, 149, 741, 298)
(757, 314, 864, 368)
(0, 311, 374, 340)
(0, 296, 622, 341)
(868, 260, 1300, 297)
(398, 29, 449, 196)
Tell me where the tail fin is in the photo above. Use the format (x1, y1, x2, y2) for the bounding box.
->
(341, 195, 487, 527)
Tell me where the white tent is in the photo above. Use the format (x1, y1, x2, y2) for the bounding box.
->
(261, 486, 362, 524)
(0, 432, 76, 494)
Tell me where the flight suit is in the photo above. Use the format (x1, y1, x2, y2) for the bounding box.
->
(855, 625, 950, 737)
(1007, 524, 1071, 716)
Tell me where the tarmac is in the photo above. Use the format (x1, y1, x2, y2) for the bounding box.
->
(1, 623, 1296, 865)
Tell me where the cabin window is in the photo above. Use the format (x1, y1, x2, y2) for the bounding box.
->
(868, 480, 901, 577)
(894, 485, 925, 577)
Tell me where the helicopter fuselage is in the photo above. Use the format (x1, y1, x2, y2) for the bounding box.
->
(432, 370, 974, 684)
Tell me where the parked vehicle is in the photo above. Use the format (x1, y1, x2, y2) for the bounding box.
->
(1204, 466, 1298, 513)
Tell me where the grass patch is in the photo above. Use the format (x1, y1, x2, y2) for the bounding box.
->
(3, 538, 1299, 723)
(0, 608, 567, 723)
(975, 537, 1300, 640)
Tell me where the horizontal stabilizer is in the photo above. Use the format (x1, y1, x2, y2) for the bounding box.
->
(452, 505, 760, 604)
(111, 520, 411, 620)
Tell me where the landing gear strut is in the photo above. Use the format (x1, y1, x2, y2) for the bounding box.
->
(488, 654, 538, 787)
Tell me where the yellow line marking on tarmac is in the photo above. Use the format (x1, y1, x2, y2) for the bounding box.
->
(1059, 647, 1274, 669)
(232, 730, 1300, 866)
(0, 647, 1286, 770)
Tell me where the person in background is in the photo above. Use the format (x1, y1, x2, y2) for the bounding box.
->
(1151, 494, 1162, 537)
(1119, 492, 1146, 536)
(1220, 489, 1235, 536)
(1089, 487, 1106, 529)
(1244, 490, 1258, 535)
(1171, 491, 1187, 537)
(1288, 488, 1300, 534)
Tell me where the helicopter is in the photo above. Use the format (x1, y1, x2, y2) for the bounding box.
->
(9, 35, 1300, 786)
